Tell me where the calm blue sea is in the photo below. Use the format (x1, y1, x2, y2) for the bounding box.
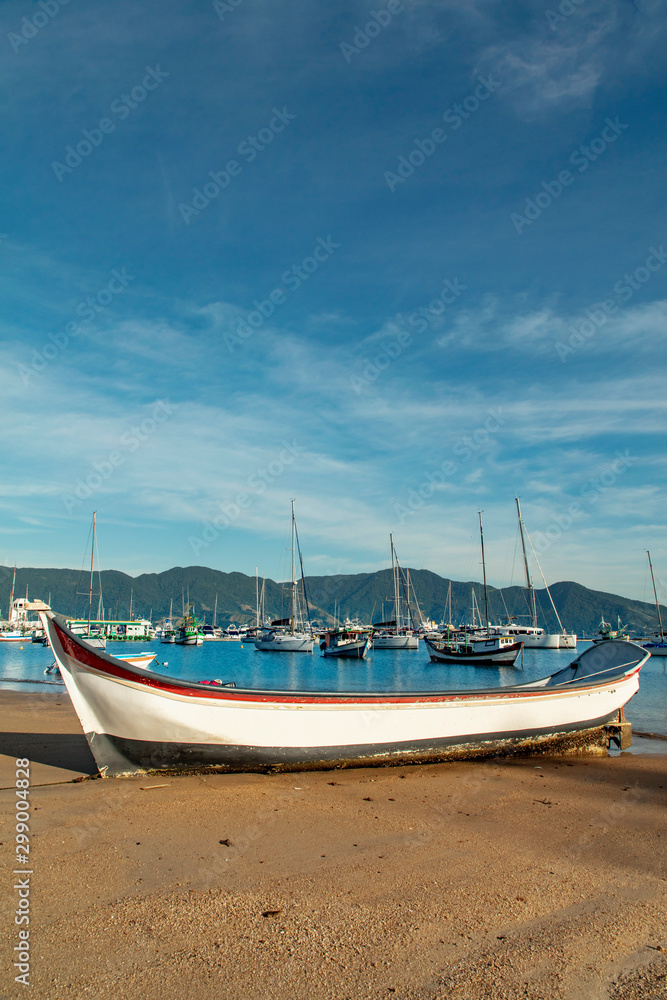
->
(2, 638, 666, 744)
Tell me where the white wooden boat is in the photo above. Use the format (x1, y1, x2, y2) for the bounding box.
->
(114, 652, 157, 669)
(40, 611, 646, 777)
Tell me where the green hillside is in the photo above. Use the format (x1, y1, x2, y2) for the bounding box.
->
(2, 565, 664, 638)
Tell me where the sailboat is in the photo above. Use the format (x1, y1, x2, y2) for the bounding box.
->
(0, 565, 27, 641)
(160, 599, 176, 643)
(642, 551, 667, 657)
(254, 501, 314, 652)
(372, 536, 419, 649)
(425, 512, 523, 666)
(486, 500, 562, 649)
(77, 513, 106, 649)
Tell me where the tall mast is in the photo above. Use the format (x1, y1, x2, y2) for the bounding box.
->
(648, 550, 665, 637)
(525, 530, 565, 633)
(446, 580, 452, 627)
(213, 593, 218, 628)
(290, 501, 296, 634)
(478, 511, 490, 636)
(129, 587, 133, 620)
(255, 568, 259, 629)
(8, 563, 16, 623)
(516, 497, 537, 628)
(88, 512, 96, 635)
(390, 534, 400, 631)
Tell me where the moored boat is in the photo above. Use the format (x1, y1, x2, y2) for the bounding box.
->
(254, 501, 314, 653)
(320, 628, 371, 659)
(175, 608, 203, 645)
(40, 610, 647, 776)
(642, 551, 667, 657)
(425, 635, 523, 666)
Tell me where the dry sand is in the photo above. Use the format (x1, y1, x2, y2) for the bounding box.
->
(1, 689, 666, 1000)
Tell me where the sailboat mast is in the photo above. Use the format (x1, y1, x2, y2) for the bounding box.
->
(88, 512, 96, 634)
(648, 550, 665, 637)
(390, 534, 400, 631)
(478, 511, 490, 636)
(291, 499, 296, 635)
(213, 593, 218, 628)
(255, 568, 259, 629)
(446, 580, 452, 627)
(516, 497, 537, 628)
(8, 563, 16, 624)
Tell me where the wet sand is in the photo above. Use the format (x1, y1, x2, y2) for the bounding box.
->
(1, 690, 666, 1000)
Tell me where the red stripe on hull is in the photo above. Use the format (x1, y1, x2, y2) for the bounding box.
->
(52, 619, 642, 708)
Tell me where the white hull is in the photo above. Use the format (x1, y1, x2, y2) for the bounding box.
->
(643, 641, 667, 657)
(521, 633, 561, 649)
(255, 634, 314, 652)
(372, 634, 419, 649)
(175, 636, 203, 646)
(40, 613, 646, 777)
(559, 633, 578, 649)
(114, 652, 157, 669)
(160, 635, 176, 644)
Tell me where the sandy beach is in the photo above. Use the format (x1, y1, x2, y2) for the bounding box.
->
(1, 689, 666, 1000)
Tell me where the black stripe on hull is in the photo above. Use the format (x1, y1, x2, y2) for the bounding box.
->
(86, 711, 620, 777)
(428, 654, 520, 666)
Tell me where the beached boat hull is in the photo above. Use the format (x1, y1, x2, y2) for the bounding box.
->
(40, 613, 646, 777)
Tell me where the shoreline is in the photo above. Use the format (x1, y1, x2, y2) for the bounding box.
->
(1, 691, 666, 999)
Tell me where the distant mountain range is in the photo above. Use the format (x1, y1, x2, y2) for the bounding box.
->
(2, 564, 665, 637)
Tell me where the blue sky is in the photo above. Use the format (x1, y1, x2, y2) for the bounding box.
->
(1, 0, 666, 601)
